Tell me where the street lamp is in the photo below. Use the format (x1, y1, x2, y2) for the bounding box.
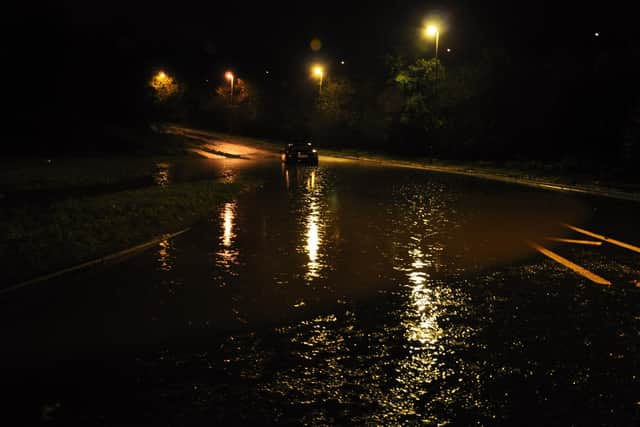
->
(224, 71, 234, 103)
(424, 24, 440, 80)
(312, 65, 324, 94)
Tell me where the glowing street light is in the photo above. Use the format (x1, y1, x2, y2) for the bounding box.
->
(312, 65, 324, 94)
(224, 71, 234, 103)
(423, 23, 440, 80)
(425, 24, 439, 38)
(157, 71, 168, 80)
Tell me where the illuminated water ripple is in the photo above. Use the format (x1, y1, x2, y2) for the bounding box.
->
(156, 239, 174, 272)
(215, 201, 239, 274)
(31, 161, 639, 425)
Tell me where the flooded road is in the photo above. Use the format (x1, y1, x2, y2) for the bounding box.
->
(2, 155, 639, 425)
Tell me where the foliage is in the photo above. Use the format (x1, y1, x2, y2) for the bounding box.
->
(308, 77, 363, 147)
(149, 72, 182, 104)
(147, 71, 187, 124)
(390, 58, 446, 152)
(216, 78, 258, 116)
(315, 78, 355, 125)
(208, 78, 260, 131)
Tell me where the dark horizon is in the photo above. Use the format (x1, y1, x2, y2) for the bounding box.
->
(14, 1, 640, 83)
(7, 1, 640, 167)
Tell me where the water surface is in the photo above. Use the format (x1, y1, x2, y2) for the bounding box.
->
(2, 157, 639, 425)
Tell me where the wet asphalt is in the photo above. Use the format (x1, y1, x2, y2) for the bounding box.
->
(1, 154, 639, 426)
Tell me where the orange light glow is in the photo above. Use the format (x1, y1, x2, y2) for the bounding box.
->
(310, 38, 322, 51)
(225, 71, 234, 81)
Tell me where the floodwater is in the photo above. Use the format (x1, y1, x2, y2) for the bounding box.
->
(2, 156, 639, 426)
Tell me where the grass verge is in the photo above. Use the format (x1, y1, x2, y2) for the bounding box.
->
(0, 179, 243, 287)
(0, 155, 197, 194)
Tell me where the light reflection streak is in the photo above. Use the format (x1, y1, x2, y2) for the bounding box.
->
(386, 195, 451, 420)
(153, 162, 171, 187)
(223, 202, 234, 247)
(216, 201, 239, 270)
(405, 247, 442, 347)
(304, 169, 323, 280)
(282, 165, 328, 280)
(222, 159, 235, 183)
(307, 168, 316, 190)
(306, 198, 321, 278)
(387, 240, 483, 422)
(157, 239, 174, 272)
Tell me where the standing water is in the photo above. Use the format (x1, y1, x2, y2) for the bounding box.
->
(1, 157, 639, 425)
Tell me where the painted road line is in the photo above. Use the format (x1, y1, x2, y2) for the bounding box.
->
(563, 224, 640, 254)
(527, 241, 612, 286)
(545, 237, 603, 246)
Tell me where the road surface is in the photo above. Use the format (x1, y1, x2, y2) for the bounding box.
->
(2, 138, 639, 425)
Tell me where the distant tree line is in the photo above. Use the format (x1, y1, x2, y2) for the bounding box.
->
(8, 4, 639, 180)
(181, 45, 639, 180)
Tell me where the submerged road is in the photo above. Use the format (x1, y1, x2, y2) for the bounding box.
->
(1, 144, 639, 425)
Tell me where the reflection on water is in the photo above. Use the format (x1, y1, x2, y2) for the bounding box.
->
(153, 162, 171, 187)
(392, 184, 448, 348)
(306, 207, 320, 278)
(282, 165, 327, 280)
(306, 168, 316, 190)
(221, 159, 236, 183)
(268, 312, 356, 425)
(283, 164, 290, 190)
(405, 248, 441, 346)
(408, 248, 428, 286)
(22, 161, 637, 425)
(252, 176, 490, 424)
(216, 201, 238, 272)
(293, 168, 325, 280)
(156, 239, 174, 271)
(222, 202, 234, 248)
(305, 169, 323, 279)
(373, 182, 483, 423)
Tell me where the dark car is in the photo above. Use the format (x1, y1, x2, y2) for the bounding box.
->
(281, 142, 319, 165)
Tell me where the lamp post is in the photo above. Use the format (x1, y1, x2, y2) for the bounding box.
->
(424, 24, 440, 80)
(224, 71, 234, 103)
(312, 65, 324, 94)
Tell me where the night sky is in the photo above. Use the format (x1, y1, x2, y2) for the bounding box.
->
(15, 1, 639, 78)
(8, 1, 639, 136)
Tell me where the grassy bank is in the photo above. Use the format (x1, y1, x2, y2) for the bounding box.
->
(0, 156, 181, 194)
(0, 125, 204, 194)
(0, 126, 246, 288)
(0, 178, 243, 286)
